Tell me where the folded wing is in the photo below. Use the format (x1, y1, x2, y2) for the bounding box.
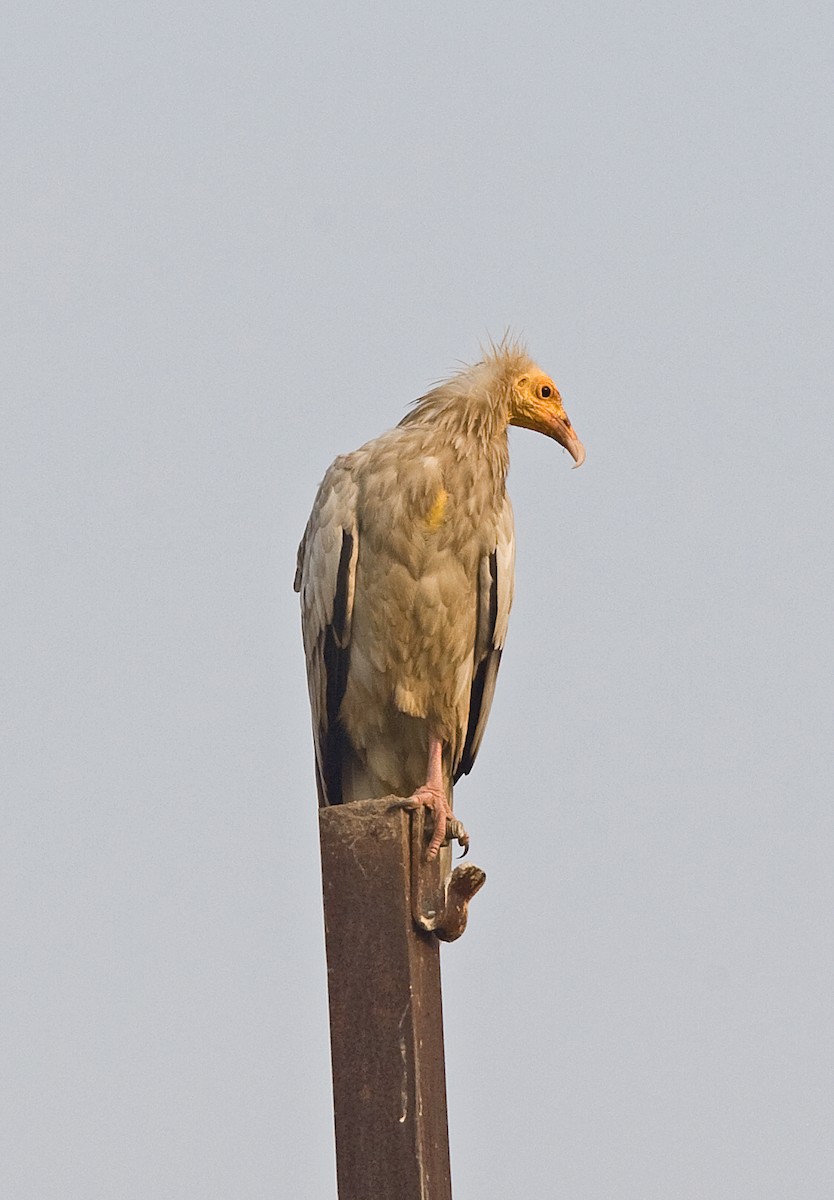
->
(454, 493, 515, 781)
(294, 458, 359, 806)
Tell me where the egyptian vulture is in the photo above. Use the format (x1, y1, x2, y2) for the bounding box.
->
(295, 343, 584, 858)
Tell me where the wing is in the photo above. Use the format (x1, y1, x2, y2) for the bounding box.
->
(453, 492, 515, 781)
(294, 456, 359, 806)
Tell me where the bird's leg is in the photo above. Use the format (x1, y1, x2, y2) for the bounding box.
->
(405, 735, 468, 861)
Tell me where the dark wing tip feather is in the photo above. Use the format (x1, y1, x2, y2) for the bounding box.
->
(319, 529, 354, 806)
(455, 549, 501, 781)
(294, 531, 307, 593)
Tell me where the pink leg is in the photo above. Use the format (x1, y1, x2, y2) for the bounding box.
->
(408, 735, 467, 860)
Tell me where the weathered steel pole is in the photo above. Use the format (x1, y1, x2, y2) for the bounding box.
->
(319, 798, 484, 1200)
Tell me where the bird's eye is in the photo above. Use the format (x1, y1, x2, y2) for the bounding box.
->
(539, 385, 553, 399)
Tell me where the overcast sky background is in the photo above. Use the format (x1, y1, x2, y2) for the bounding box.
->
(3, 1, 833, 1197)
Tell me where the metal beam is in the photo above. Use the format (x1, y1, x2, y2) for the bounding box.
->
(319, 798, 453, 1200)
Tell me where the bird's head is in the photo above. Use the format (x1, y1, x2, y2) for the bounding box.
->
(508, 371, 585, 467)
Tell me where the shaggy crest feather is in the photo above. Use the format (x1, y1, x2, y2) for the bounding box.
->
(403, 339, 535, 422)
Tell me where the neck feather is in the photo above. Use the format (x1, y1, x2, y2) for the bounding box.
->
(400, 382, 510, 476)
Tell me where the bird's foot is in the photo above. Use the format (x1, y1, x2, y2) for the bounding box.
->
(395, 787, 468, 861)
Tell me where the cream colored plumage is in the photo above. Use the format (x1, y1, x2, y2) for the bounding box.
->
(295, 343, 584, 857)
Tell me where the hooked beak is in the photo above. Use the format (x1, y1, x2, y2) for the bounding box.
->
(509, 393, 586, 467)
(548, 413, 586, 468)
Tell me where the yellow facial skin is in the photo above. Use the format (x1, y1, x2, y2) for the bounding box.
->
(509, 373, 585, 466)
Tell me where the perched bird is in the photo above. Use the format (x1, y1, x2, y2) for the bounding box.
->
(295, 342, 584, 858)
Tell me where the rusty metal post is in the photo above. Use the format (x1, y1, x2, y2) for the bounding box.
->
(319, 798, 453, 1200)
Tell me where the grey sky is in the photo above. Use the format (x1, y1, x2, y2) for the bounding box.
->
(3, 1, 833, 1197)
